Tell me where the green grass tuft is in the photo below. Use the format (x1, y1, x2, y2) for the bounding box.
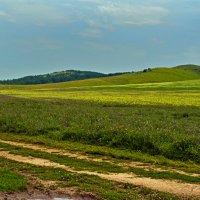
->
(0, 168, 27, 192)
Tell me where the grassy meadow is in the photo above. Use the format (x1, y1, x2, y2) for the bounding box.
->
(0, 79, 200, 162)
(0, 67, 200, 199)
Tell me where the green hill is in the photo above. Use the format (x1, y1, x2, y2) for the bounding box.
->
(1, 65, 200, 88)
(0, 70, 107, 85)
(174, 64, 200, 73)
(32, 67, 200, 89)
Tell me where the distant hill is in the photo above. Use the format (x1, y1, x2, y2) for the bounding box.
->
(0, 70, 108, 85)
(30, 66, 200, 89)
(1, 64, 200, 86)
(174, 64, 200, 73)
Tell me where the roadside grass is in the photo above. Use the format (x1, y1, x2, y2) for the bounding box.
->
(0, 156, 182, 200)
(0, 167, 27, 192)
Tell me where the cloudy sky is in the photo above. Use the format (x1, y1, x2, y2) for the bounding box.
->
(0, 0, 200, 79)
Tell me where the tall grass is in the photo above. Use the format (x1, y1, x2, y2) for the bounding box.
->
(0, 95, 199, 162)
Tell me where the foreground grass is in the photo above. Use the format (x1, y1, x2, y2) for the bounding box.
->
(0, 167, 27, 192)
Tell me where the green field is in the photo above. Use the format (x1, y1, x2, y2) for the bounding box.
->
(0, 66, 200, 199)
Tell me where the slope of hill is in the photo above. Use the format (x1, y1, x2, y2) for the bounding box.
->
(174, 64, 200, 73)
(31, 67, 200, 89)
(1, 65, 200, 87)
(0, 70, 107, 85)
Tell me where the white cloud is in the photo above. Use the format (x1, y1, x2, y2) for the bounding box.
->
(0, 0, 169, 27)
(0, 0, 67, 26)
(98, 3, 169, 26)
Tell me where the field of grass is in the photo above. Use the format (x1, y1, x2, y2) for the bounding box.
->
(0, 67, 200, 199)
(0, 87, 199, 163)
(0, 82, 200, 107)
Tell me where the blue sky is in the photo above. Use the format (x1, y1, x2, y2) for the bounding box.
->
(0, 0, 200, 79)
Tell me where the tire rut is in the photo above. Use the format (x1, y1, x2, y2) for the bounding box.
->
(0, 150, 200, 198)
(0, 139, 199, 178)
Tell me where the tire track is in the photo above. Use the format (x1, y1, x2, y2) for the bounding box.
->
(0, 150, 200, 197)
(0, 139, 199, 178)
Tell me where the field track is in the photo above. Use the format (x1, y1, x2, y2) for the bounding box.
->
(0, 139, 200, 198)
(1, 139, 200, 178)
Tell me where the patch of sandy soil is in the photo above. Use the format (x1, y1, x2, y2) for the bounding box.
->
(1, 139, 199, 178)
(0, 151, 200, 198)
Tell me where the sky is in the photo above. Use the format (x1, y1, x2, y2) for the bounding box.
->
(0, 0, 200, 79)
